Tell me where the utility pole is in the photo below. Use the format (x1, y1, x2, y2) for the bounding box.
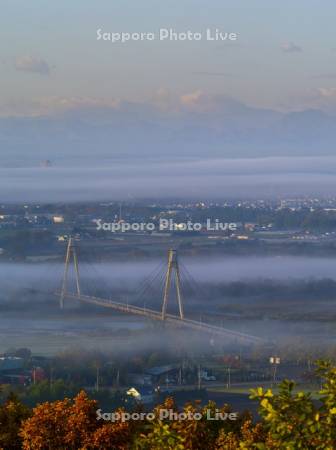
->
(198, 364, 201, 390)
(50, 366, 53, 390)
(269, 357, 280, 387)
(227, 367, 231, 389)
(96, 366, 100, 392)
(179, 366, 182, 385)
(161, 249, 184, 320)
(273, 364, 277, 385)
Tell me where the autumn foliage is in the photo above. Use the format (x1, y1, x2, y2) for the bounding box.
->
(0, 361, 335, 449)
(19, 392, 135, 450)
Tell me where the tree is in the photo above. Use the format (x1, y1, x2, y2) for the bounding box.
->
(20, 391, 99, 450)
(14, 361, 336, 449)
(137, 421, 185, 450)
(20, 396, 72, 449)
(0, 392, 31, 450)
(20, 390, 137, 450)
(250, 360, 336, 449)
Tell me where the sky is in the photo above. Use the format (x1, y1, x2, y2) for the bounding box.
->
(1, 1, 336, 200)
(1, 0, 336, 113)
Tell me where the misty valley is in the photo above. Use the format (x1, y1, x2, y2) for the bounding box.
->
(1, 254, 336, 355)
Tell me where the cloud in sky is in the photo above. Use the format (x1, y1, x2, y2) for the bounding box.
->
(14, 55, 51, 76)
(0, 91, 253, 116)
(178, 91, 250, 114)
(35, 96, 121, 114)
(180, 90, 203, 104)
(317, 88, 336, 98)
(281, 42, 302, 53)
(0, 96, 122, 117)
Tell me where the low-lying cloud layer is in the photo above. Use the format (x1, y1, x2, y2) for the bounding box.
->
(1, 92, 335, 201)
(1, 157, 336, 202)
(1, 256, 336, 298)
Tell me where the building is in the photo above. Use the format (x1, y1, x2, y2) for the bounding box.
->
(145, 364, 180, 385)
(127, 373, 152, 386)
(0, 357, 28, 385)
(0, 356, 24, 372)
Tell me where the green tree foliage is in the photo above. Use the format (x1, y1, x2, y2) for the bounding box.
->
(250, 360, 336, 449)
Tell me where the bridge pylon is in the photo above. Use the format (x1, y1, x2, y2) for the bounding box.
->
(161, 249, 184, 320)
(59, 236, 81, 309)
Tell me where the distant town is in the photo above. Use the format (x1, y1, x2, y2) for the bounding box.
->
(1, 197, 336, 261)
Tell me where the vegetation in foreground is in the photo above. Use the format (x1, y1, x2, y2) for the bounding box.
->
(0, 361, 335, 449)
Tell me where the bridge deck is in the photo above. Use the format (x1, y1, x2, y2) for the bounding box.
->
(57, 292, 264, 345)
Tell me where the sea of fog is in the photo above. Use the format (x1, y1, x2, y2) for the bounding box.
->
(1, 255, 336, 354)
(0, 255, 336, 289)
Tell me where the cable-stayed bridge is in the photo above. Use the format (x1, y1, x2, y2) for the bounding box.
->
(55, 237, 264, 345)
